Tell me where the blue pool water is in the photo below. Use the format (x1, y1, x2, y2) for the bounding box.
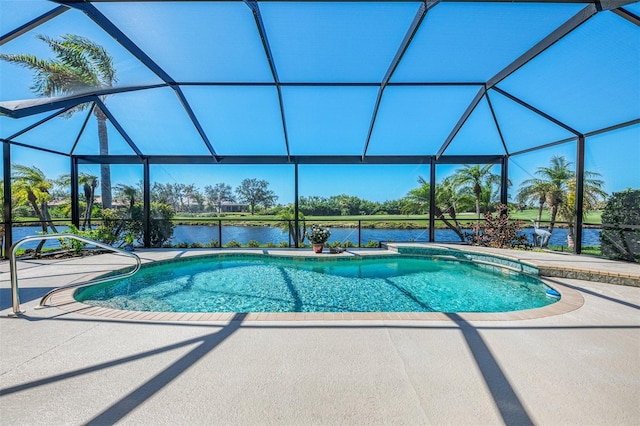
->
(75, 255, 558, 313)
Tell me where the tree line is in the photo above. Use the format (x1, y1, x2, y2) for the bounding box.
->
(151, 178, 277, 215)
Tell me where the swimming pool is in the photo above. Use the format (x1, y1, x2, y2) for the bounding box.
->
(74, 254, 559, 313)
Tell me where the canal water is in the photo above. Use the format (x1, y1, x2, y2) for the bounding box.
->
(10, 224, 602, 249)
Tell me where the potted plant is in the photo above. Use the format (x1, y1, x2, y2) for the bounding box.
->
(306, 225, 331, 253)
(123, 232, 135, 251)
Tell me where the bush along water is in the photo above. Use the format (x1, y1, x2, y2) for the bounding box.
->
(600, 189, 640, 262)
(466, 204, 529, 249)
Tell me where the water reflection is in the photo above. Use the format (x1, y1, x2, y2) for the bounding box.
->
(10, 224, 602, 248)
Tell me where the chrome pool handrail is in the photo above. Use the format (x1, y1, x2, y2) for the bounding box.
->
(8, 234, 141, 316)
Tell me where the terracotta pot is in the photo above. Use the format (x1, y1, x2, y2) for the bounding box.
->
(312, 243, 324, 253)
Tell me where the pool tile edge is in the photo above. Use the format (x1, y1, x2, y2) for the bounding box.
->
(48, 280, 584, 323)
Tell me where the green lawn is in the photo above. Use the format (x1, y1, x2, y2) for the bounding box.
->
(508, 209, 602, 224)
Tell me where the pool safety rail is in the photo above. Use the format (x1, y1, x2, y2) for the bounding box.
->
(8, 234, 141, 317)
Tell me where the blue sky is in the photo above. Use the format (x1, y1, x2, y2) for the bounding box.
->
(1, 1, 639, 204)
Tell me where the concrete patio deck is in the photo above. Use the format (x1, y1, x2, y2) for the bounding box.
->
(1, 246, 639, 425)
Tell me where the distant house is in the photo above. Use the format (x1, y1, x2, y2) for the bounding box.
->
(219, 201, 248, 213)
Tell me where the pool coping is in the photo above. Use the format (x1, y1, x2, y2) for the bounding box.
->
(45, 248, 586, 322)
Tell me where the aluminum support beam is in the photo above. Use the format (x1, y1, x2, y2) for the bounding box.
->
(0, 83, 489, 119)
(362, 1, 432, 160)
(74, 154, 502, 165)
(58, 1, 176, 84)
(71, 157, 80, 227)
(500, 156, 509, 205)
(294, 163, 300, 247)
(56, 1, 230, 161)
(0, 84, 166, 118)
(173, 87, 219, 160)
(436, 86, 486, 159)
(6, 106, 77, 141)
(3, 142, 12, 259)
(70, 104, 96, 155)
(491, 87, 581, 136)
(1, 139, 70, 157)
(429, 157, 436, 242)
(485, 92, 509, 155)
(584, 118, 640, 137)
(486, 4, 597, 88)
(612, 7, 640, 25)
(94, 98, 144, 157)
(1, 5, 68, 46)
(143, 158, 151, 248)
(52, 1, 627, 4)
(245, 0, 292, 160)
(575, 136, 586, 254)
(598, 0, 640, 11)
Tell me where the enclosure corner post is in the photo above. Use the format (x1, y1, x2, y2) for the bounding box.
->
(429, 156, 436, 242)
(575, 135, 585, 255)
(501, 155, 509, 206)
(294, 162, 300, 248)
(143, 158, 151, 248)
(3, 141, 12, 259)
(70, 156, 80, 228)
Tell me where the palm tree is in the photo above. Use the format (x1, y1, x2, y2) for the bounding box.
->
(1, 34, 117, 208)
(58, 172, 99, 230)
(528, 156, 574, 234)
(517, 178, 553, 223)
(111, 184, 138, 239)
(277, 209, 307, 246)
(452, 164, 500, 232)
(557, 174, 607, 248)
(403, 176, 471, 241)
(518, 155, 606, 248)
(80, 174, 99, 229)
(12, 165, 58, 254)
(401, 177, 430, 215)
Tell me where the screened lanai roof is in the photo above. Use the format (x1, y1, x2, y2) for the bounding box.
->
(1, 0, 639, 162)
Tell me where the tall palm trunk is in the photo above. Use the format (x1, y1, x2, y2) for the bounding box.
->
(474, 182, 481, 236)
(27, 192, 58, 255)
(95, 108, 112, 209)
(537, 195, 545, 222)
(435, 206, 465, 241)
(548, 203, 558, 234)
(82, 180, 97, 229)
(41, 202, 58, 233)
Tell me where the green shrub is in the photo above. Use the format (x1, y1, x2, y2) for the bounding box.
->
(266, 242, 276, 248)
(131, 202, 175, 248)
(365, 240, 379, 248)
(205, 239, 219, 248)
(247, 240, 260, 248)
(58, 225, 96, 254)
(278, 241, 289, 248)
(189, 242, 204, 248)
(225, 240, 241, 248)
(600, 189, 640, 262)
(175, 242, 188, 248)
